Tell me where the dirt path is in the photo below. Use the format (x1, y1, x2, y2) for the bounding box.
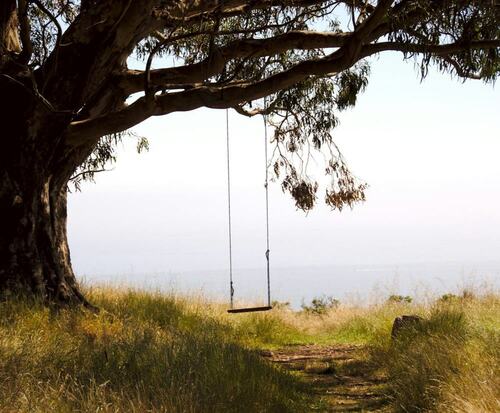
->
(264, 345, 390, 412)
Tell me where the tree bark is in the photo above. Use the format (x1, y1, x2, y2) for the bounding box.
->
(0, 168, 91, 306)
(0, 0, 149, 307)
(0, 163, 95, 307)
(0, 72, 92, 306)
(0, 0, 20, 58)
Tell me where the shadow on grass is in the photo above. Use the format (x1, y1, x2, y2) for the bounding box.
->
(0, 290, 309, 412)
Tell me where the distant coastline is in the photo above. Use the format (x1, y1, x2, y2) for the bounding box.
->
(79, 261, 500, 308)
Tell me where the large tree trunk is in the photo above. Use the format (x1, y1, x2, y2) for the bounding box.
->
(0, 0, 95, 305)
(0, 170, 90, 306)
(0, 71, 91, 306)
(0, 0, 148, 307)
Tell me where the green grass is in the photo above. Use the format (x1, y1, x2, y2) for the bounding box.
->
(0, 290, 308, 413)
(370, 295, 500, 412)
(0, 288, 498, 412)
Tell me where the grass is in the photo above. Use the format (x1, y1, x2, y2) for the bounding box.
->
(0, 290, 307, 413)
(0, 287, 498, 412)
(370, 293, 500, 412)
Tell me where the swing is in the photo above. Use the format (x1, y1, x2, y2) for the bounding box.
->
(225, 103, 272, 314)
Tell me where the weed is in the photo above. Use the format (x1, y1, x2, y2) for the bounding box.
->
(301, 295, 340, 315)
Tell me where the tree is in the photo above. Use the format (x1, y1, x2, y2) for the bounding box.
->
(0, 0, 498, 306)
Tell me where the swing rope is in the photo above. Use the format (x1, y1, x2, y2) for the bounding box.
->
(263, 99, 271, 308)
(226, 99, 272, 313)
(225, 108, 235, 309)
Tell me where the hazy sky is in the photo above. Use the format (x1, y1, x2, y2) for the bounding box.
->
(68, 52, 500, 287)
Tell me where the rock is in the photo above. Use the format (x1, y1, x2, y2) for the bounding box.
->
(391, 315, 423, 339)
(258, 349, 274, 358)
(304, 361, 334, 374)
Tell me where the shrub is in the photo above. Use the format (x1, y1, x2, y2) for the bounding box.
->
(439, 293, 459, 303)
(301, 296, 340, 315)
(271, 300, 291, 310)
(387, 295, 413, 304)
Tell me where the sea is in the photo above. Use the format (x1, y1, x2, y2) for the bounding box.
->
(80, 261, 500, 308)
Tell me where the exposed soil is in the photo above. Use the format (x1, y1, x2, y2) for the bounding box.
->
(263, 345, 391, 412)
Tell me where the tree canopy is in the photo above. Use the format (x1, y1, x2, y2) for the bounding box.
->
(1, 0, 499, 304)
(2, 1, 499, 210)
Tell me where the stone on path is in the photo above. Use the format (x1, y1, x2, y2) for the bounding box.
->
(304, 361, 334, 374)
(391, 315, 423, 339)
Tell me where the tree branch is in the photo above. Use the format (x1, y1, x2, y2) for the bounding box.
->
(157, 0, 333, 25)
(353, 0, 394, 40)
(68, 33, 500, 147)
(17, 0, 32, 64)
(118, 30, 352, 95)
(361, 39, 500, 58)
(67, 32, 377, 145)
(442, 56, 482, 80)
(65, 0, 499, 147)
(33, 0, 62, 50)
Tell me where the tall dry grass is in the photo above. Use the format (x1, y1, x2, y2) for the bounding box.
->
(369, 293, 500, 412)
(224, 290, 499, 412)
(0, 287, 498, 412)
(0, 289, 307, 413)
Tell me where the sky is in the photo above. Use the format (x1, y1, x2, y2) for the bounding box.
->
(67, 52, 500, 301)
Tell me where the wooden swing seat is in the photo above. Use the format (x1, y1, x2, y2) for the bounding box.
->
(227, 305, 272, 314)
